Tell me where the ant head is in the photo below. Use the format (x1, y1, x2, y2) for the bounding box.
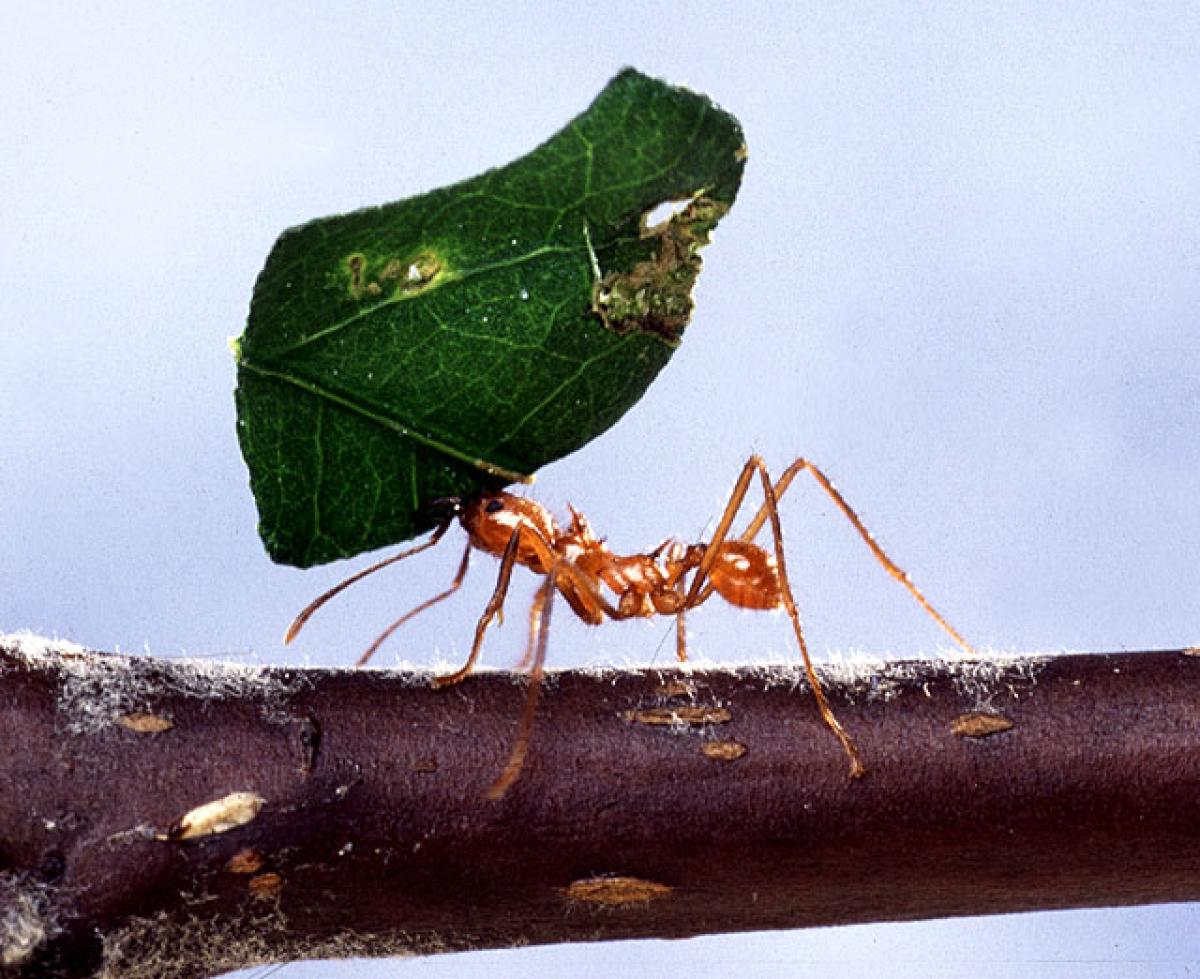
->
(460, 491, 520, 527)
(460, 492, 558, 559)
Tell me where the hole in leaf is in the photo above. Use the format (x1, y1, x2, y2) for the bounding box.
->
(643, 197, 693, 229)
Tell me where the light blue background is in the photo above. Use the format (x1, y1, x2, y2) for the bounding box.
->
(3, 3, 1198, 977)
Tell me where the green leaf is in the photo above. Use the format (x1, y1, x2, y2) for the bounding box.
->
(234, 68, 745, 568)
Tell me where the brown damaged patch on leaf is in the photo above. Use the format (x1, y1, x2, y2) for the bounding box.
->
(592, 195, 729, 344)
(117, 712, 174, 734)
(622, 705, 731, 726)
(562, 875, 674, 908)
(952, 712, 1015, 738)
(344, 249, 446, 301)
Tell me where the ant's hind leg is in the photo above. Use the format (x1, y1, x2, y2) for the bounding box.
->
(752, 462, 866, 778)
(433, 530, 522, 688)
(738, 459, 973, 655)
(681, 456, 762, 612)
(680, 455, 865, 777)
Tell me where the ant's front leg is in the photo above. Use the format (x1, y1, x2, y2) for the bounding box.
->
(432, 529, 523, 688)
(485, 563, 559, 800)
(488, 559, 630, 799)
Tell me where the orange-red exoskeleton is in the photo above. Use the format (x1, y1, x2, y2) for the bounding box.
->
(286, 455, 973, 798)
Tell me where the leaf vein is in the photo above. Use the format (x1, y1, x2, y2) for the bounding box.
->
(240, 358, 531, 483)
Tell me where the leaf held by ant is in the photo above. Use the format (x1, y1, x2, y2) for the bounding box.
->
(234, 69, 746, 568)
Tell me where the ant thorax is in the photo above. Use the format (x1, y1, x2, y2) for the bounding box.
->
(462, 493, 800, 617)
(464, 494, 678, 620)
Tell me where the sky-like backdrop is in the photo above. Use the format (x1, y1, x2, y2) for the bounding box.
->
(3, 3, 1199, 977)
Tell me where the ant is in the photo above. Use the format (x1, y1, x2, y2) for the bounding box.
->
(286, 455, 973, 799)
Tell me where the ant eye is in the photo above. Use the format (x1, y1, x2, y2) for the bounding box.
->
(485, 499, 504, 514)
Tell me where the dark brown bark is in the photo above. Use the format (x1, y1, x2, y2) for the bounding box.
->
(2, 637, 1198, 978)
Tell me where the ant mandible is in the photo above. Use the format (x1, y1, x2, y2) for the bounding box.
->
(285, 455, 973, 799)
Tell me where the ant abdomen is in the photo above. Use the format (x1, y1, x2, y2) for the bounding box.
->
(708, 540, 782, 610)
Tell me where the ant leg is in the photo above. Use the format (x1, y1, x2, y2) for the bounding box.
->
(432, 528, 523, 688)
(679, 456, 864, 776)
(285, 519, 454, 644)
(674, 571, 689, 663)
(355, 542, 472, 667)
(735, 459, 973, 655)
(488, 557, 642, 798)
(681, 456, 762, 611)
(485, 564, 559, 800)
(512, 557, 637, 671)
(753, 462, 866, 778)
(675, 606, 687, 661)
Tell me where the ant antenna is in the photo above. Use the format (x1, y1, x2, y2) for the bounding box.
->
(284, 519, 453, 644)
(354, 542, 471, 667)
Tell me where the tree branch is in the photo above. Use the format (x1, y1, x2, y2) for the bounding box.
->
(3, 636, 1198, 978)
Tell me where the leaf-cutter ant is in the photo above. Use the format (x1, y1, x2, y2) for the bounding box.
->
(286, 455, 973, 798)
